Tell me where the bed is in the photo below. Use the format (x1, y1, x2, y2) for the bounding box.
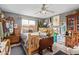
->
(21, 31, 53, 55)
(21, 31, 49, 54)
(21, 32, 40, 54)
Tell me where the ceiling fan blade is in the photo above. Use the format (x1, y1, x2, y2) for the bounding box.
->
(34, 11, 41, 14)
(46, 9, 54, 13)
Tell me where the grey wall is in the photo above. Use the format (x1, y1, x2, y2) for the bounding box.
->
(4, 12, 40, 26)
(42, 11, 76, 34)
(4, 12, 22, 25)
(4, 11, 75, 31)
(60, 11, 74, 24)
(3, 12, 41, 32)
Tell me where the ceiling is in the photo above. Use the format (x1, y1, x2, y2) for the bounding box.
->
(0, 4, 79, 19)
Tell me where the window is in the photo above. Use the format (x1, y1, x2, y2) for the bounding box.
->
(29, 20, 35, 25)
(22, 19, 36, 32)
(22, 19, 29, 26)
(22, 19, 35, 26)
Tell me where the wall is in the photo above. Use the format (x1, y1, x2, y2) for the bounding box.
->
(4, 12, 22, 25)
(60, 11, 73, 25)
(44, 11, 76, 42)
(60, 11, 76, 32)
(4, 11, 75, 32)
(4, 12, 40, 31)
(48, 11, 76, 34)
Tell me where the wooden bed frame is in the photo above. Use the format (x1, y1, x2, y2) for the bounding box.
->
(39, 37, 53, 55)
(22, 31, 53, 55)
(26, 33, 40, 55)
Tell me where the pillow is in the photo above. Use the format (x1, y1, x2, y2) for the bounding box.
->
(21, 28, 29, 33)
(39, 32, 47, 36)
(31, 32, 39, 35)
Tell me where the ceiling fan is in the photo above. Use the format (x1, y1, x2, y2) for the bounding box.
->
(35, 4, 54, 15)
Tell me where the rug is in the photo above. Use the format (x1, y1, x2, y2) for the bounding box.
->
(54, 50, 67, 55)
(11, 45, 26, 55)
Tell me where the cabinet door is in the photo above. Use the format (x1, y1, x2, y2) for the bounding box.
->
(67, 16, 75, 31)
(76, 16, 79, 32)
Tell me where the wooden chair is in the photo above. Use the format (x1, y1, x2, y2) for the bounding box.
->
(27, 34, 39, 55)
(65, 36, 75, 48)
(0, 39, 11, 55)
(72, 33, 78, 46)
(5, 39, 11, 55)
(65, 32, 79, 48)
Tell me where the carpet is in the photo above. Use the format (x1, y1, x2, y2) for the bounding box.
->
(11, 45, 26, 55)
(54, 50, 67, 55)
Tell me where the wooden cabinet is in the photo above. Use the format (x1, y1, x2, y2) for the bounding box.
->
(7, 25, 20, 44)
(66, 13, 79, 48)
(66, 13, 79, 32)
(67, 15, 75, 31)
(76, 15, 79, 32)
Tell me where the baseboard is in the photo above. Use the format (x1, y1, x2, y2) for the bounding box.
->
(11, 43, 21, 47)
(21, 44, 27, 55)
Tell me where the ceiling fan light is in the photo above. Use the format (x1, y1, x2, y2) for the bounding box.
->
(41, 10, 46, 14)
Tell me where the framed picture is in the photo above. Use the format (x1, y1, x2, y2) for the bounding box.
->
(52, 15, 60, 26)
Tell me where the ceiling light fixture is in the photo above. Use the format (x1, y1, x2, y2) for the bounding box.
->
(34, 4, 54, 15)
(40, 10, 46, 14)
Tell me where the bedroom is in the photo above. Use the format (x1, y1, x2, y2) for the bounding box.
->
(0, 4, 79, 55)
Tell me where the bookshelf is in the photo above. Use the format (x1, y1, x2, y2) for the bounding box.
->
(65, 13, 79, 48)
(66, 13, 79, 32)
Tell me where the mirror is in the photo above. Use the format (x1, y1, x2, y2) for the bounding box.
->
(6, 17, 14, 36)
(0, 22, 4, 42)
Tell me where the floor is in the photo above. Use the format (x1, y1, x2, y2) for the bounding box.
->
(11, 45, 26, 55)
(34, 42, 68, 55)
(10, 41, 79, 55)
(10, 42, 68, 55)
(11, 45, 59, 55)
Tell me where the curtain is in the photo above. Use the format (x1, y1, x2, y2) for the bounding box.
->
(0, 22, 4, 39)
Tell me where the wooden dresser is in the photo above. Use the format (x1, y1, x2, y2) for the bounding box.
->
(6, 25, 21, 44)
(6, 35, 20, 44)
(4, 17, 21, 45)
